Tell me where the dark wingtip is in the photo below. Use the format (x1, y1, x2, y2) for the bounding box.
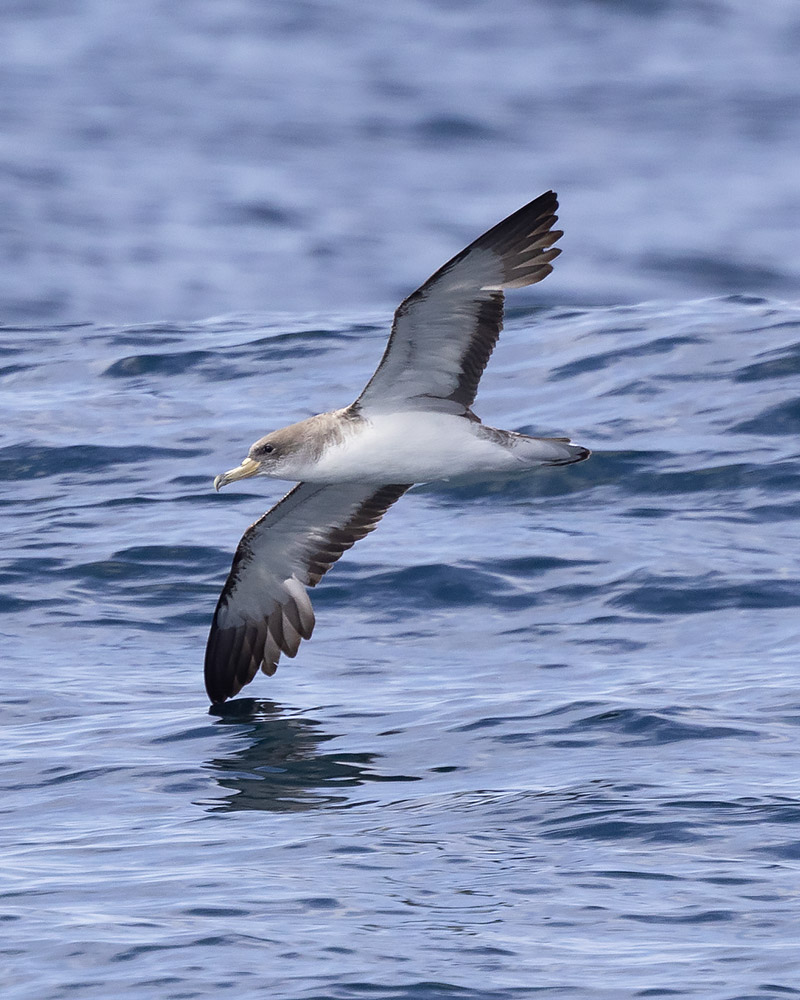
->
(204, 614, 270, 704)
(204, 623, 244, 704)
(204, 644, 232, 705)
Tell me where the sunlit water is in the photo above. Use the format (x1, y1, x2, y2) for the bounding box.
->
(3, 296, 800, 999)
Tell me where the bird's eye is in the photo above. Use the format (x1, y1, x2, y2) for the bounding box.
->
(263, 444, 274, 454)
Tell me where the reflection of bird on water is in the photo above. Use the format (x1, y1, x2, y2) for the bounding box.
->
(205, 700, 419, 813)
(207, 192, 589, 704)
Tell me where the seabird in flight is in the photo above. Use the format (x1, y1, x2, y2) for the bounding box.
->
(206, 190, 589, 704)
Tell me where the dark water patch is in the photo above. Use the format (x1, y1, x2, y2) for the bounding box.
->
(169, 474, 215, 487)
(540, 814, 699, 845)
(245, 342, 344, 366)
(624, 908, 735, 924)
(0, 555, 65, 583)
(721, 295, 772, 307)
(454, 713, 548, 735)
(62, 614, 177, 631)
(452, 704, 754, 748)
(204, 330, 356, 369)
(416, 461, 600, 503)
(634, 991, 690, 998)
(150, 725, 214, 745)
(579, 632, 650, 654)
(413, 114, 501, 144)
(0, 322, 91, 338)
(103, 350, 214, 377)
(239, 327, 360, 347)
(611, 575, 800, 614)
(701, 876, 762, 887)
(621, 505, 673, 519)
(734, 341, 800, 382)
(730, 398, 800, 436)
(0, 443, 199, 479)
(566, 707, 756, 746)
(298, 896, 341, 910)
(542, 580, 607, 603)
(486, 555, 602, 575)
(151, 491, 246, 508)
(164, 606, 216, 628)
(58, 548, 223, 607)
(632, 462, 755, 497)
(99, 494, 161, 508)
(580, 323, 646, 338)
(550, 335, 701, 380)
(626, 459, 800, 497)
(580, 0, 676, 18)
(601, 378, 662, 399)
(0, 331, 64, 352)
(504, 303, 564, 323)
(105, 323, 189, 346)
(0, 592, 63, 612)
(182, 904, 253, 917)
(535, 699, 607, 720)
(0, 292, 70, 322)
(317, 562, 526, 611)
(641, 253, 789, 294)
(665, 799, 800, 827)
(225, 200, 304, 228)
(593, 869, 683, 883)
(0, 363, 34, 378)
(752, 318, 800, 331)
(36, 765, 130, 787)
(754, 841, 800, 861)
(69, 544, 222, 578)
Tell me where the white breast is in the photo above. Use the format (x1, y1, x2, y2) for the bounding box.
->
(296, 412, 521, 484)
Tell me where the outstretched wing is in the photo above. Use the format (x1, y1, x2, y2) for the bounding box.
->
(205, 481, 411, 703)
(354, 191, 562, 417)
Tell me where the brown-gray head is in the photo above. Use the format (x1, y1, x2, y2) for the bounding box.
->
(214, 422, 312, 490)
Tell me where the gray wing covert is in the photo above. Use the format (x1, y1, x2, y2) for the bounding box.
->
(355, 191, 562, 416)
(205, 481, 410, 703)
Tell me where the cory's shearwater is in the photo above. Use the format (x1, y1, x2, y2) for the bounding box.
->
(206, 190, 589, 704)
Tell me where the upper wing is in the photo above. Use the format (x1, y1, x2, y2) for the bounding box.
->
(354, 191, 562, 417)
(205, 480, 411, 703)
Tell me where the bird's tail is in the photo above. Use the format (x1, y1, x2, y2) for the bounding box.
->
(474, 423, 590, 468)
(539, 438, 591, 466)
(515, 434, 591, 466)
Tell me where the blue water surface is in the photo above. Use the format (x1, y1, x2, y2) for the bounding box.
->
(3, 296, 800, 999)
(1, 0, 799, 323)
(2, 2, 800, 999)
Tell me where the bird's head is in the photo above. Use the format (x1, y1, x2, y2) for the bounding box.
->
(214, 426, 299, 490)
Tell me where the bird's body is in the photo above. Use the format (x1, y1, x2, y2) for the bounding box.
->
(205, 190, 590, 704)
(248, 408, 587, 485)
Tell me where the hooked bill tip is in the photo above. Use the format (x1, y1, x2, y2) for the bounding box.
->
(212, 457, 260, 492)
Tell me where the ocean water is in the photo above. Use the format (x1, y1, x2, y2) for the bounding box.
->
(3, 2, 800, 999)
(3, 296, 800, 999)
(2, 0, 799, 323)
